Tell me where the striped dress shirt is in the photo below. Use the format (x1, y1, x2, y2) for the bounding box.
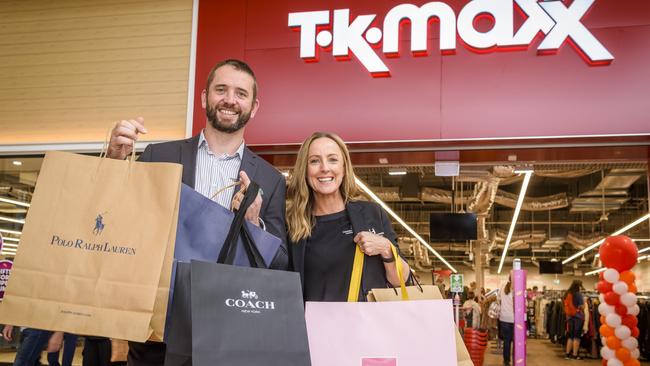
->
(194, 131, 244, 209)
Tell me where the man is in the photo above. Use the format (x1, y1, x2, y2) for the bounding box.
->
(107, 59, 288, 365)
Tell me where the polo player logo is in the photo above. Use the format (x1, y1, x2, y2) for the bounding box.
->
(93, 214, 105, 235)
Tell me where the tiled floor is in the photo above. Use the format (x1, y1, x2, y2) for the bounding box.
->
(483, 338, 649, 366)
(0, 338, 647, 365)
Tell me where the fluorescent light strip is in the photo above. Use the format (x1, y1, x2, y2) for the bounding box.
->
(0, 228, 21, 235)
(388, 171, 407, 176)
(0, 196, 30, 208)
(2, 237, 19, 242)
(497, 171, 533, 274)
(355, 177, 458, 273)
(2, 243, 18, 248)
(586, 267, 607, 276)
(0, 216, 25, 225)
(638, 255, 648, 261)
(563, 213, 650, 265)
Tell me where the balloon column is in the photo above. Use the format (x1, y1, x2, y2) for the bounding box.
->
(596, 235, 640, 366)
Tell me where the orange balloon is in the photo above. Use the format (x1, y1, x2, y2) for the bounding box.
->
(628, 282, 637, 293)
(607, 336, 622, 350)
(616, 347, 631, 362)
(601, 315, 606, 324)
(620, 271, 636, 285)
(600, 325, 615, 337)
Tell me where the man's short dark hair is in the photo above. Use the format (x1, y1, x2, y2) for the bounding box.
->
(205, 59, 258, 100)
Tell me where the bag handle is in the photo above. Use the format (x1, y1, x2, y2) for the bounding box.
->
(217, 181, 260, 265)
(347, 243, 409, 302)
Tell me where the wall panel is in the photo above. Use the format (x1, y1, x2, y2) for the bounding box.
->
(0, 0, 193, 145)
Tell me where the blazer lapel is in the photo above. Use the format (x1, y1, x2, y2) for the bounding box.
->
(236, 147, 258, 194)
(180, 135, 199, 188)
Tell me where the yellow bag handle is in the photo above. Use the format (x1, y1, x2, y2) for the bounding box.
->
(347, 242, 409, 302)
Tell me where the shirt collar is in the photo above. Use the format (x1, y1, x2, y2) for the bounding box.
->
(198, 130, 245, 158)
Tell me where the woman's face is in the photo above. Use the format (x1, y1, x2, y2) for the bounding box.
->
(306, 137, 345, 199)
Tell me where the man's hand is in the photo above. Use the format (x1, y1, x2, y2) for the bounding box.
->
(231, 171, 262, 227)
(354, 231, 392, 258)
(46, 331, 64, 353)
(2, 325, 13, 342)
(106, 117, 147, 160)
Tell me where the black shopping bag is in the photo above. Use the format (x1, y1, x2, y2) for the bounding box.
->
(190, 260, 310, 366)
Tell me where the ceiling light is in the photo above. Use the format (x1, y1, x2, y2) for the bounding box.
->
(585, 267, 607, 276)
(0, 196, 30, 208)
(355, 177, 458, 273)
(632, 238, 650, 242)
(563, 213, 650, 265)
(0, 216, 25, 225)
(1, 237, 19, 242)
(12, 161, 22, 166)
(388, 168, 407, 176)
(281, 171, 289, 177)
(2, 243, 18, 248)
(497, 170, 533, 274)
(0, 228, 21, 235)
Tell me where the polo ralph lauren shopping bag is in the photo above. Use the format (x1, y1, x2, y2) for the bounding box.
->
(0, 151, 181, 342)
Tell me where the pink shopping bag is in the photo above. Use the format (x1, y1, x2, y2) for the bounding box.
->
(305, 300, 457, 366)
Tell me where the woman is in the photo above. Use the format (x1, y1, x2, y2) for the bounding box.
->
(563, 280, 585, 360)
(462, 291, 481, 329)
(499, 278, 514, 366)
(286, 132, 411, 301)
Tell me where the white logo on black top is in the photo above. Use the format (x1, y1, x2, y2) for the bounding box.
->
(225, 290, 276, 314)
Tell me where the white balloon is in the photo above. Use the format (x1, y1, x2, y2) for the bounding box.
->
(627, 304, 640, 316)
(613, 281, 629, 295)
(607, 357, 623, 366)
(606, 313, 622, 328)
(602, 336, 609, 347)
(599, 302, 615, 316)
(615, 325, 631, 340)
(622, 337, 638, 350)
(601, 346, 615, 360)
(620, 292, 637, 307)
(631, 349, 640, 360)
(604, 268, 620, 283)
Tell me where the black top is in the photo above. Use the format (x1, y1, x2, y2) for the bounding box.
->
(304, 210, 355, 302)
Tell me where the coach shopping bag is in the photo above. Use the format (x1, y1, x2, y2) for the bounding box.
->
(368, 285, 473, 366)
(305, 244, 457, 366)
(190, 260, 310, 366)
(164, 182, 291, 366)
(0, 151, 181, 342)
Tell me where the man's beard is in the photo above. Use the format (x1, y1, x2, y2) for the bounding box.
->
(206, 101, 252, 134)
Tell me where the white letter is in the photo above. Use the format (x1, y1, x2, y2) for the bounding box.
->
(505, 0, 555, 46)
(288, 11, 330, 60)
(332, 9, 389, 75)
(538, 0, 613, 64)
(457, 0, 513, 49)
(382, 2, 456, 55)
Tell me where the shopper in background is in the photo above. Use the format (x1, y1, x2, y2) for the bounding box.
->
(499, 278, 514, 366)
(563, 280, 585, 360)
(286, 132, 411, 301)
(463, 291, 482, 329)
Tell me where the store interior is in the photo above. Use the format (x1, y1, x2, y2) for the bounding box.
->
(0, 154, 649, 365)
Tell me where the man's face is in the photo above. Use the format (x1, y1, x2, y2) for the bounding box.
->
(202, 65, 259, 134)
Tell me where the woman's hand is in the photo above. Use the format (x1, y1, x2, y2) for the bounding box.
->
(353, 231, 393, 259)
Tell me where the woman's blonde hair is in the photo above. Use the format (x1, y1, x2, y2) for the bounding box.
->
(286, 132, 358, 242)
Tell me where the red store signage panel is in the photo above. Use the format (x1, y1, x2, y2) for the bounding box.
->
(193, 0, 650, 144)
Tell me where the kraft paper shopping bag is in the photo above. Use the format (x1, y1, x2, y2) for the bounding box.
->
(0, 151, 181, 342)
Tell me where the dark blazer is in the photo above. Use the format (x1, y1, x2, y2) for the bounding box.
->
(138, 135, 288, 270)
(290, 200, 401, 301)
